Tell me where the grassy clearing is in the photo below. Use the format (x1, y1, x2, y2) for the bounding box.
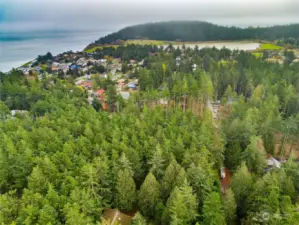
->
(125, 39, 167, 46)
(252, 52, 263, 58)
(84, 45, 118, 53)
(259, 43, 281, 50)
(40, 64, 48, 70)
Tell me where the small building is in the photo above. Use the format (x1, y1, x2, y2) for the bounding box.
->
(120, 92, 130, 100)
(96, 89, 105, 96)
(85, 73, 91, 80)
(127, 83, 136, 90)
(176, 57, 181, 66)
(99, 59, 107, 64)
(96, 89, 106, 104)
(267, 157, 281, 169)
(220, 167, 226, 179)
(220, 167, 233, 194)
(79, 81, 92, 90)
(192, 64, 197, 71)
(99, 73, 107, 79)
(60, 64, 69, 71)
(71, 65, 78, 70)
(102, 209, 132, 225)
(291, 59, 299, 65)
(52, 62, 60, 67)
(158, 98, 169, 105)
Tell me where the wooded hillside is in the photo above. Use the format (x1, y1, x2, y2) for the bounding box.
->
(89, 21, 299, 46)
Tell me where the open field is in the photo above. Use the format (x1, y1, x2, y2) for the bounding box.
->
(259, 43, 282, 50)
(85, 39, 261, 52)
(84, 45, 118, 53)
(252, 52, 263, 58)
(125, 39, 167, 45)
(40, 64, 48, 70)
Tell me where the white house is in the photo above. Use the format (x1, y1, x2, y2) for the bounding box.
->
(267, 157, 281, 169)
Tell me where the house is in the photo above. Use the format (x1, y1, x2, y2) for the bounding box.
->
(267, 157, 281, 170)
(96, 89, 106, 103)
(99, 59, 107, 64)
(85, 73, 91, 80)
(265, 58, 284, 65)
(138, 59, 145, 66)
(291, 59, 299, 65)
(158, 98, 169, 105)
(96, 89, 105, 96)
(192, 64, 197, 71)
(117, 81, 125, 91)
(176, 57, 181, 66)
(220, 167, 233, 194)
(71, 65, 78, 70)
(59, 64, 69, 72)
(120, 92, 130, 100)
(127, 83, 137, 90)
(102, 209, 132, 225)
(52, 62, 60, 67)
(99, 73, 107, 79)
(52, 62, 59, 71)
(220, 167, 226, 179)
(52, 62, 60, 71)
(79, 81, 93, 89)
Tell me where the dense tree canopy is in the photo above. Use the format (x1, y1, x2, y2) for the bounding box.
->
(1, 40, 299, 224)
(89, 21, 299, 46)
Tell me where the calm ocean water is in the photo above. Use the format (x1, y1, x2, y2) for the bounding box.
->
(0, 30, 109, 72)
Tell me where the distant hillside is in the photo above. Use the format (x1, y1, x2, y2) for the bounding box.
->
(87, 21, 299, 48)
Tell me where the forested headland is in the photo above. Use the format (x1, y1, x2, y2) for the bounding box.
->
(87, 21, 299, 48)
(1, 40, 299, 225)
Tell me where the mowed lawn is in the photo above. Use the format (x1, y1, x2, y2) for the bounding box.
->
(85, 39, 171, 52)
(84, 45, 118, 53)
(125, 39, 167, 46)
(259, 43, 282, 50)
(252, 52, 263, 58)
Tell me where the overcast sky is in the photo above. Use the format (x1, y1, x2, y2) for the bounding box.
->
(1, 0, 299, 32)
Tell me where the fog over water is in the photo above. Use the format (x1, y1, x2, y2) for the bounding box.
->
(0, 31, 110, 72)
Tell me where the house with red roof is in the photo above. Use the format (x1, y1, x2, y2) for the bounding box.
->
(79, 81, 93, 90)
(96, 89, 106, 104)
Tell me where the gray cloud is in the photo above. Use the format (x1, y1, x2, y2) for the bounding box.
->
(1, 0, 299, 32)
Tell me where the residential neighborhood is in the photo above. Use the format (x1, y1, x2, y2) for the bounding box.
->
(18, 51, 142, 111)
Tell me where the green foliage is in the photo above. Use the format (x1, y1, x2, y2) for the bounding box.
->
(202, 192, 226, 225)
(259, 43, 282, 50)
(242, 136, 266, 174)
(165, 181, 198, 225)
(0, 101, 10, 121)
(1, 41, 299, 225)
(92, 21, 299, 45)
(132, 212, 148, 225)
(222, 188, 237, 224)
(230, 162, 253, 214)
(114, 169, 136, 211)
(138, 173, 161, 218)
